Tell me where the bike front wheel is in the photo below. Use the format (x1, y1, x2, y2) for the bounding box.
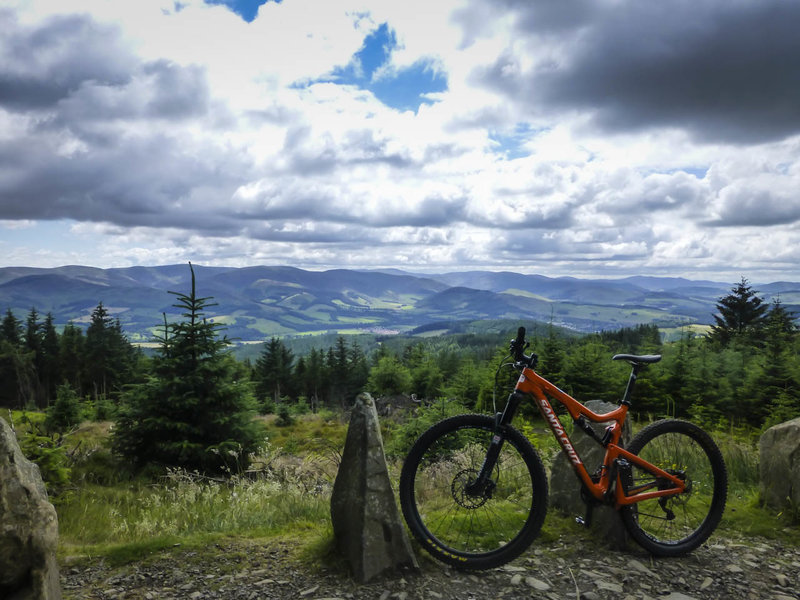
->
(399, 414, 548, 570)
(620, 419, 728, 557)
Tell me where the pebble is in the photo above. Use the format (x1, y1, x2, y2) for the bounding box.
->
(595, 580, 624, 593)
(726, 564, 744, 573)
(59, 538, 800, 600)
(525, 576, 550, 591)
(628, 559, 657, 577)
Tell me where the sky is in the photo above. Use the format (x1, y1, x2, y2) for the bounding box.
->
(1, 0, 800, 281)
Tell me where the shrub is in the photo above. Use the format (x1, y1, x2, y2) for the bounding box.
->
(44, 383, 82, 433)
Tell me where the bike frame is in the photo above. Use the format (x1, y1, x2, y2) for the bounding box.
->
(508, 366, 686, 507)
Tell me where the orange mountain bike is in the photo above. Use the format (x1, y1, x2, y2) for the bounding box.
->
(399, 327, 728, 570)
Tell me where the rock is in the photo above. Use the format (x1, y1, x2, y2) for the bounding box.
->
(725, 564, 743, 573)
(525, 576, 550, 591)
(330, 393, 419, 583)
(548, 399, 632, 550)
(759, 417, 800, 512)
(2, 457, 63, 594)
(1, 417, 63, 600)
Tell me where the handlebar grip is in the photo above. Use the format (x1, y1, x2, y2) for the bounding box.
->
(510, 326, 527, 361)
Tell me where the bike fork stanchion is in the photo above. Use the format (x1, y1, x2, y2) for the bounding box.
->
(469, 391, 525, 495)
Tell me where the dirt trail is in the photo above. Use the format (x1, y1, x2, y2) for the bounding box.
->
(62, 533, 800, 600)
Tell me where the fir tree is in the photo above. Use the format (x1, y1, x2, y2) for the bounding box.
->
(0, 309, 25, 407)
(368, 355, 412, 396)
(254, 337, 294, 406)
(59, 322, 85, 394)
(708, 277, 769, 347)
(45, 383, 83, 432)
(0, 308, 22, 345)
(40, 313, 61, 405)
(113, 264, 261, 475)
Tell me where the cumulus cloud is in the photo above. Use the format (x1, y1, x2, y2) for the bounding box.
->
(1, 0, 800, 280)
(0, 10, 136, 111)
(469, 0, 800, 144)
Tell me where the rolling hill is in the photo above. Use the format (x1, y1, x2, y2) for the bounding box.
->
(0, 265, 796, 343)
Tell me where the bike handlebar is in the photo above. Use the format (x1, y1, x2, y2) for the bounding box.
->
(509, 326, 537, 368)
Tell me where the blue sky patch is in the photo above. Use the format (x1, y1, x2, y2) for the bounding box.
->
(204, 0, 275, 22)
(320, 22, 448, 112)
(489, 123, 538, 160)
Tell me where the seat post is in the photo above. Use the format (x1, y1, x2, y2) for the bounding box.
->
(620, 363, 641, 406)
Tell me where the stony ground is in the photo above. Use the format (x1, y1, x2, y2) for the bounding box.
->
(61, 532, 800, 600)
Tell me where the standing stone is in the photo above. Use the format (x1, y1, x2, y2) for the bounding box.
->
(331, 393, 419, 582)
(549, 400, 631, 550)
(760, 417, 800, 512)
(0, 417, 62, 600)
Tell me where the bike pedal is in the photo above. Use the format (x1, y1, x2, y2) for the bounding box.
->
(575, 516, 588, 528)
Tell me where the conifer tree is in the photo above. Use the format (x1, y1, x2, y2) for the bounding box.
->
(0, 309, 25, 407)
(113, 264, 261, 475)
(708, 277, 769, 347)
(45, 383, 83, 432)
(298, 347, 326, 410)
(368, 354, 412, 396)
(84, 302, 137, 402)
(254, 337, 294, 406)
(1, 309, 22, 345)
(40, 313, 61, 405)
(59, 322, 85, 394)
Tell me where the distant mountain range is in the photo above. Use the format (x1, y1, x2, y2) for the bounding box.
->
(1, 265, 798, 343)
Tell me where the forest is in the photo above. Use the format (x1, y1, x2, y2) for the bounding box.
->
(1, 274, 798, 476)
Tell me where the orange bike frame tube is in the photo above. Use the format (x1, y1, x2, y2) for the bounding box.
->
(514, 367, 685, 506)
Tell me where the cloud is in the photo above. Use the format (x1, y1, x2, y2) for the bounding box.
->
(1, 0, 800, 281)
(0, 10, 137, 111)
(710, 184, 800, 227)
(470, 0, 800, 144)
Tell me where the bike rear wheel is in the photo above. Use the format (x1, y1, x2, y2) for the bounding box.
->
(399, 414, 548, 570)
(620, 419, 727, 557)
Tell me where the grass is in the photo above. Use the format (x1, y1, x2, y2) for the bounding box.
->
(10, 409, 789, 571)
(58, 447, 334, 563)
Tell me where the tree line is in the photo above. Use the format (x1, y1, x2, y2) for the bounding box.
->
(3, 273, 798, 475)
(0, 303, 143, 412)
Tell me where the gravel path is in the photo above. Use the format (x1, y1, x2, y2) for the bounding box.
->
(61, 533, 800, 600)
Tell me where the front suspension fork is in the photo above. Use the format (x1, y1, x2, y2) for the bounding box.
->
(465, 391, 525, 496)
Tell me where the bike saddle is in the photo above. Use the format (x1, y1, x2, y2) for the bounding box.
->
(612, 354, 662, 364)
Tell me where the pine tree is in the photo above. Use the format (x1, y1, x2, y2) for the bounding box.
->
(59, 322, 85, 395)
(347, 340, 370, 398)
(254, 337, 294, 406)
(24, 307, 47, 408)
(538, 324, 566, 385)
(708, 277, 769, 347)
(298, 347, 326, 410)
(40, 313, 61, 406)
(45, 383, 83, 432)
(368, 355, 412, 396)
(0, 309, 25, 407)
(113, 264, 261, 475)
(561, 339, 619, 403)
(1, 309, 22, 345)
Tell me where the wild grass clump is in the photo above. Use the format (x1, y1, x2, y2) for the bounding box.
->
(57, 441, 336, 558)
